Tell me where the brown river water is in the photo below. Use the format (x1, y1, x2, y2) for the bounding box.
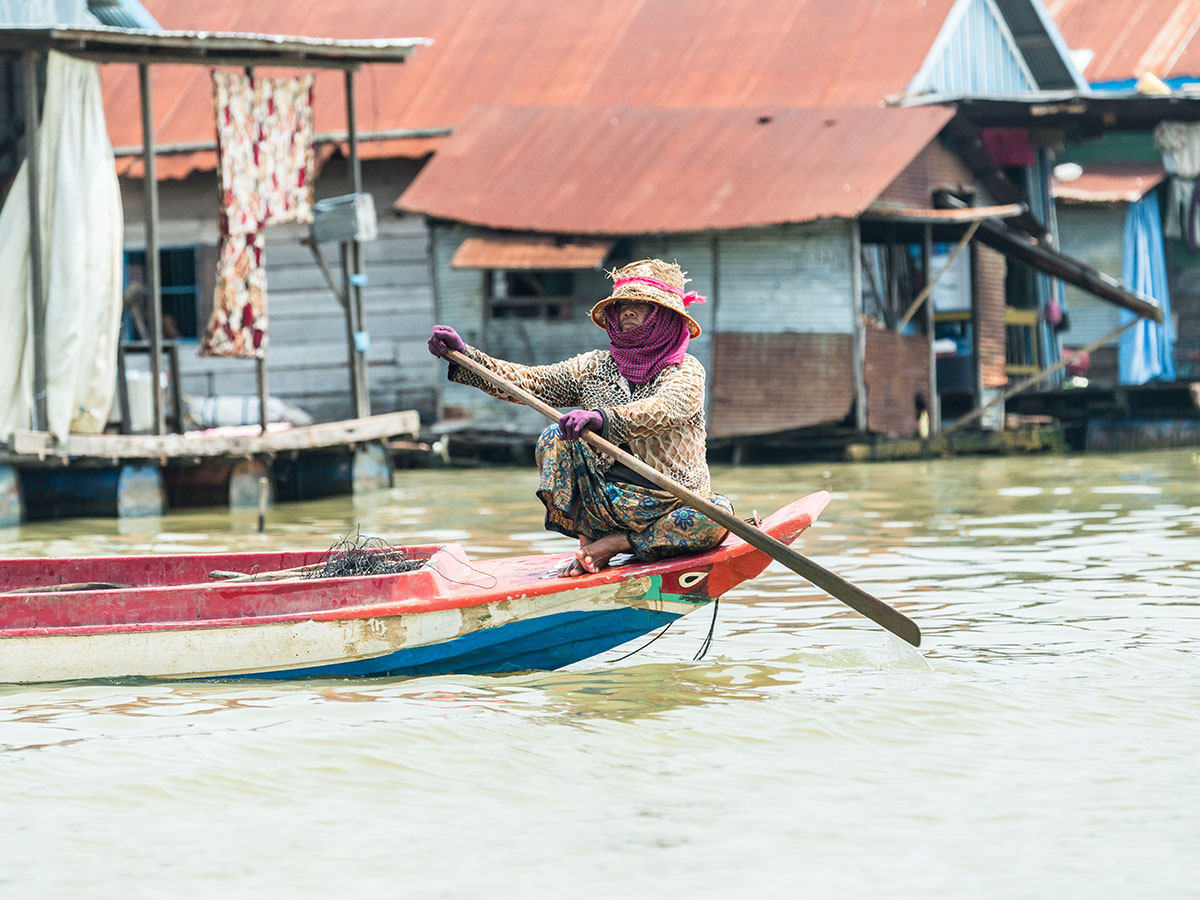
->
(1, 449, 1197, 898)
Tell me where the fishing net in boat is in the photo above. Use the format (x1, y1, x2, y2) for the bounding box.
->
(307, 530, 427, 579)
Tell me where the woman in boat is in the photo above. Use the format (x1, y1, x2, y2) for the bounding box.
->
(427, 258, 734, 576)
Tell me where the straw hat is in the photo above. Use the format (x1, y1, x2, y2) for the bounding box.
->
(589, 258, 704, 338)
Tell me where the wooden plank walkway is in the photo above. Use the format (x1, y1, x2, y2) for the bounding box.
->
(2, 411, 420, 464)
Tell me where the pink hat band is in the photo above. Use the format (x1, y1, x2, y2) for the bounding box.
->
(611, 276, 707, 307)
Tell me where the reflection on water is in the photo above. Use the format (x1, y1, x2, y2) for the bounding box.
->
(2, 450, 1198, 898)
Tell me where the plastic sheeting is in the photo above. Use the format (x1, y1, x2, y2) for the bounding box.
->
(1119, 191, 1176, 385)
(0, 51, 124, 442)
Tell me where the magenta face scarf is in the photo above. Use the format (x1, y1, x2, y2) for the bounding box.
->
(605, 304, 690, 384)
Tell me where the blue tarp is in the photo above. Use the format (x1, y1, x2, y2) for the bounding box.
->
(1119, 191, 1176, 385)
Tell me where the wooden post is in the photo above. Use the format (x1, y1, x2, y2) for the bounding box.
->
(22, 51, 48, 433)
(344, 68, 370, 418)
(245, 66, 270, 435)
(340, 240, 362, 416)
(922, 224, 940, 435)
(138, 62, 165, 436)
(849, 220, 868, 433)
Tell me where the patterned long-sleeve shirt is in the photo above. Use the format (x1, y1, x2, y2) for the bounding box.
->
(450, 345, 714, 493)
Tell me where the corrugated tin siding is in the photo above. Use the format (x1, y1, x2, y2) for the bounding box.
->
(864, 331, 930, 437)
(1055, 204, 1126, 345)
(975, 244, 1009, 389)
(708, 333, 856, 438)
(917, 0, 1037, 94)
(713, 223, 854, 334)
(434, 223, 617, 429)
(431, 221, 856, 437)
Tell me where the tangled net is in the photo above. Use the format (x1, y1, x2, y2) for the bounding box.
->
(306, 528, 428, 579)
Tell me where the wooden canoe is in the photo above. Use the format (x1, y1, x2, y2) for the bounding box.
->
(0, 492, 830, 683)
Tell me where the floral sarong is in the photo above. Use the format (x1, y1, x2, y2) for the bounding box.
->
(535, 425, 732, 562)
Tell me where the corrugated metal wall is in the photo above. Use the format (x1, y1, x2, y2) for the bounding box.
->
(433, 220, 857, 439)
(435, 223, 615, 431)
(975, 244, 1009, 389)
(706, 221, 856, 437)
(1055, 204, 1126, 345)
(714, 223, 854, 333)
(708, 333, 855, 438)
(864, 331, 930, 437)
(121, 158, 440, 423)
(915, 0, 1037, 95)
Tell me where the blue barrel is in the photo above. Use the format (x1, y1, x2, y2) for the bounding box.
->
(0, 464, 23, 527)
(273, 441, 393, 502)
(19, 464, 165, 521)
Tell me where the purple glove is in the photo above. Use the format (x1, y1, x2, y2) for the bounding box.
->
(559, 409, 603, 441)
(428, 325, 466, 358)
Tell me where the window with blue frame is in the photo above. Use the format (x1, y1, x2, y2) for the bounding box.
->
(122, 247, 201, 340)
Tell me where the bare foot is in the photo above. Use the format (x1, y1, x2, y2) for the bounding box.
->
(559, 557, 586, 577)
(555, 537, 590, 577)
(575, 533, 632, 573)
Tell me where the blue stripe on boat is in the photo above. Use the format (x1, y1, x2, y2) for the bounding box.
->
(234, 606, 687, 679)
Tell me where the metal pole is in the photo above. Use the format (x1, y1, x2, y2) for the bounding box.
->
(22, 51, 48, 433)
(344, 68, 370, 418)
(138, 62, 165, 436)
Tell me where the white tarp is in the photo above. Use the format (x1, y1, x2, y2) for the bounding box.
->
(0, 50, 124, 442)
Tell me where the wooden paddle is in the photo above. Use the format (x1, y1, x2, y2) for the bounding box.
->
(444, 349, 921, 647)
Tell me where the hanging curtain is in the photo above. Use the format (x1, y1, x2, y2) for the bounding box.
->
(200, 72, 315, 359)
(1119, 191, 1176, 385)
(0, 51, 124, 442)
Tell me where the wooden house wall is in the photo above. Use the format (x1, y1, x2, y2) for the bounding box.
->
(119, 157, 440, 424)
(875, 140, 978, 209)
(975, 244, 1009, 389)
(864, 331, 930, 437)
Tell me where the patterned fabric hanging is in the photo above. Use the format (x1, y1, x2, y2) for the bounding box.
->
(200, 72, 316, 359)
(201, 231, 267, 358)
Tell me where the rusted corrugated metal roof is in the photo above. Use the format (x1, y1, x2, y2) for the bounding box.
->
(1052, 163, 1168, 202)
(451, 235, 614, 270)
(399, 105, 957, 234)
(106, 0, 957, 176)
(1049, 0, 1200, 82)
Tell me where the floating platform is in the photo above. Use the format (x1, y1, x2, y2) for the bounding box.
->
(844, 423, 1067, 462)
(1006, 382, 1200, 451)
(0, 411, 419, 526)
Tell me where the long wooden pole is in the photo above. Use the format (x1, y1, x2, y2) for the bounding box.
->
(444, 349, 922, 647)
(344, 68, 370, 419)
(138, 62, 165, 436)
(246, 66, 270, 436)
(22, 51, 48, 433)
